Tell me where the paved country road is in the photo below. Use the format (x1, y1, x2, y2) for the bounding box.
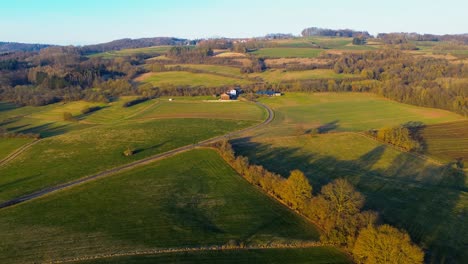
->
(0, 102, 274, 210)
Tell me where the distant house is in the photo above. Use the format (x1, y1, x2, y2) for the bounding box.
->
(256, 90, 283, 97)
(220, 93, 231, 100)
(228, 89, 237, 96)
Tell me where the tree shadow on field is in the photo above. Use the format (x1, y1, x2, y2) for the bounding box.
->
(317, 120, 339, 134)
(230, 137, 467, 263)
(133, 140, 171, 155)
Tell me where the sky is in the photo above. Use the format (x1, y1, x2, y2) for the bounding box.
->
(1, 0, 467, 45)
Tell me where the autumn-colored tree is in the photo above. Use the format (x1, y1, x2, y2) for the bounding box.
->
(283, 170, 312, 210)
(353, 225, 424, 264)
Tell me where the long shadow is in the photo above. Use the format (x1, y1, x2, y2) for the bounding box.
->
(134, 140, 171, 155)
(18, 122, 77, 138)
(317, 120, 339, 134)
(231, 137, 467, 263)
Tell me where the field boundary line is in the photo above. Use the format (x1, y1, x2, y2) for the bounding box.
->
(49, 243, 323, 264)
(0, 139, 42, 167)
(0, 102, 273, 210)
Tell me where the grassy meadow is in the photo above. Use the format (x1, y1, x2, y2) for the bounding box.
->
(136, 71, 252, 87)
(167, 64, 245, 77)
(0, 149, 328, 263)
(231, 92, 467, 263)
(0, 138, 33, 160)
(251, 48, 323, 58)
(255, 93, 464, 136)
(78, 247, 350, 264)
(251, 69, 357, 84)
(136, 98, 266, 121)
(88, 46, 172, 58)
(0, 118, 257, 203)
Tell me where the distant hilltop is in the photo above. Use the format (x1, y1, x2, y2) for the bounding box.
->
(0, 42, 53, 53)
(301, 27, 371, 38)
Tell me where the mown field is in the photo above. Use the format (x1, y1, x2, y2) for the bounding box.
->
(135, 71, 252, 87)
(136, 98, 266, 121)
(255, 92, 464, 136)
(250, 69, 356, 84)
(78, 247, 349, 264)
(232, 92, 467, 263)
(0, 138, 33, 160)
(167, 64, 245, 77)
(0, 118, 257, 203)
(421, 120, 468, 163)
(0, 149, 336, 263)
(251, 48, 323, 58)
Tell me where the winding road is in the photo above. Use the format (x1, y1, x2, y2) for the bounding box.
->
(0, 102, 274, 210)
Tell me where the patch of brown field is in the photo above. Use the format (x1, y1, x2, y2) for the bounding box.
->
(323, 50, 368, 55)
(215, 52, 246, 58)
(233, 58, 252, 66)
(265, 58, 331, 67)
(212, 49, 228, 55)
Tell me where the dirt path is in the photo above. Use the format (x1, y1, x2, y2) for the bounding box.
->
(0, 139, 42, 167)
(0, 102, 273, 210)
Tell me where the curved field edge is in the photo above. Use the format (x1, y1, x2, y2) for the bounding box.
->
(0, 138, 34, 161)
(73, 247, 350, 264)
(0, 118, 259, 203)
(0, 149, 334, 263)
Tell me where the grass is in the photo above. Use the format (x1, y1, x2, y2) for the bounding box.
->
(231, 92, 467, 263)
(251, 48, 323, 58)
(251, 69, 356, 84)
(0, 118, 257, 203)
(77, 247, 350, 264)
(136, 71, 252, 87)
(255, 92, 464, 136)
(88, 46, 172, 58)
(0, 149, 327, 263)
(421, 120, 468, 163)
(167, 64, 245, 77)
(0, 138, 33, 160)
(136, 98, 266, 121)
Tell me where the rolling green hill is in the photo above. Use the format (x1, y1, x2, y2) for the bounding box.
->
(0, 149, 346, 263)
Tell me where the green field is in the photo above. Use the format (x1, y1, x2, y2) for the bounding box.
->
(251, 69, 357, 84)
(255, 93, 464, 136)
(0, 138, 33, 160)
(0, 118, 257, 203)
(88, 46, 172, 58)
(136, 99, 266, 121)
(231, 92, 467, 263)
(167, 64, 245, 77)
(421, 120, 468, 163)
(78, 247, 350, 264)
(0, 149, 328, 263)
(136, 71, 252, 87)
(251, 48, 323, 58)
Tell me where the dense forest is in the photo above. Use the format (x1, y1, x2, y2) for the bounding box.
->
(301, 27, 370, 38)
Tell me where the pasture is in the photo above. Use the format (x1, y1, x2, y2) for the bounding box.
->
(421, 120, 468, 163)
(251, 69, 356, 84)
(231, 92, 467, 263)
(0, 149, 326, 263)
(256, 93, 464, 136)
(251, 48, 323, 58)
(0, 138, 33, 160)
(136, 99, 266, 121)
(167, 64, 245, 77)
(88, 46, 172, 58)
(0, 118, 257, 203)
(78, 247, 350, 264)
(135, 71, 252, 87)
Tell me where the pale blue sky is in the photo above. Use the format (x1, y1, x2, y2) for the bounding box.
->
(1, 0, 467, 45)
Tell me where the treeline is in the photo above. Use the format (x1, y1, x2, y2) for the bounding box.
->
(0, 126, 40, 139)
(367, 123, 424, 152)
(214, 140, 424, 263)
(0, 42, 52, 53)
(301, 27, 371, 38)
(80, 37, 188, 55)
(331, 50, 468, 116)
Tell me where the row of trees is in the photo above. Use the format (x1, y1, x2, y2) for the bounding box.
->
(368, 124, 424, 152)
(214, 140, 424, 263)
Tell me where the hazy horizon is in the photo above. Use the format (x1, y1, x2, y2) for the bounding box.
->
(1, 0, 467, 45)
